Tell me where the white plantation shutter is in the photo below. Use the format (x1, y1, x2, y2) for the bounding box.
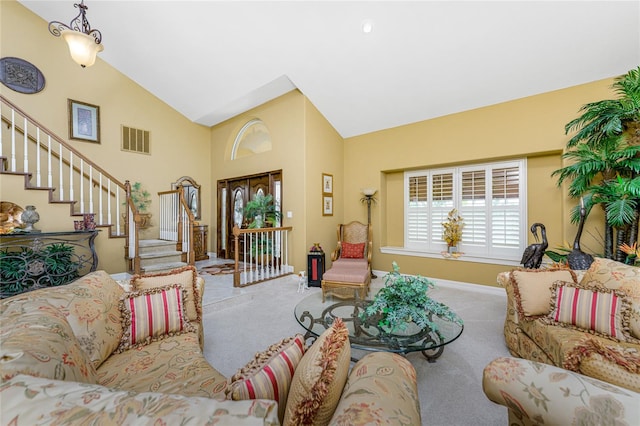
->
(491, 166, 522, 256)
(460, 169, 487, 252)
(404, 160, 526, 260)
(430, 172, 454, 245)
(406, 174, 428, 245)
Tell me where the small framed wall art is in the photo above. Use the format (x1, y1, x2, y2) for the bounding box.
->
(322, 173, 333, 195)
(68, 99, 100, 143)
(323, 196, 333, 216)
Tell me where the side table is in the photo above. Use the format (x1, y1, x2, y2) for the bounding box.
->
(307, 252, 325, 287)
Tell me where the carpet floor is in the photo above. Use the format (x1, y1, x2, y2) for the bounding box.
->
(200, 272, 510, 426)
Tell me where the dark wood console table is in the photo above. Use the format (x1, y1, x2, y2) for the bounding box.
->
(193, 224, 209, 261)
(0, 230, 99, 298)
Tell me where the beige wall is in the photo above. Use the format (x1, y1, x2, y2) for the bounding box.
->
(2, 0, 618, 284)
(1, 1, 211, 273)
(344, 79, 615, 286)
(303, 98, 345, 268)
(209, 93, 345, 273)
(209, 91, 307, 270)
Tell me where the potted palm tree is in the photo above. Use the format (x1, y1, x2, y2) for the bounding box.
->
(124, 182, 152, 229)
(243, 193, 281, 263)
(553, 66, 640, 259)
(244, 193, 281, 229)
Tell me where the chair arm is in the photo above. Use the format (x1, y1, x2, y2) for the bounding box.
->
(483, 357, 640, 426)
(329, 352, 421, 425)
(331, 245, 341, 262)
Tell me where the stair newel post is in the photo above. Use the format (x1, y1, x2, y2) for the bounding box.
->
(233, 225, 241, 287)
(123, 180, 131, 268)
(124, 180, 141, 275)
(177, 186, 184, 253)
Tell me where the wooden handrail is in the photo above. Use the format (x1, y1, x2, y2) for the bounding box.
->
(1, 115, 118, 198)
(233, 226, 293, 235)
(0, 95, 125, 191)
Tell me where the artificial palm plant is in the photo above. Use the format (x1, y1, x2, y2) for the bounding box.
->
(244, 193, 281, 229)
(553, 66, 640, 259)
(564, 66, 640, 149)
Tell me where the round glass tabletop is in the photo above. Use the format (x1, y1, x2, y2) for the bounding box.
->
(294, 291, 464, 361)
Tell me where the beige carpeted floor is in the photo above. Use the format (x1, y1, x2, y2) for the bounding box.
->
(199, 266, 510, 426)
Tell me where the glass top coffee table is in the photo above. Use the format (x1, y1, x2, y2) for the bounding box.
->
(294, 291, 463, 362)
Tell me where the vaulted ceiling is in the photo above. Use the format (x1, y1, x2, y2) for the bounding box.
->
(19, 1, 640, 138)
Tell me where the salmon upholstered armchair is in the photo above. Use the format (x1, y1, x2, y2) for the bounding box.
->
(321, 221, 372, 302)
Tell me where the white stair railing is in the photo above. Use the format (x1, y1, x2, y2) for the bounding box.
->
(1, 95, 128, 237)
(232, 225, 293, 287)
(158, 188, 195, 265)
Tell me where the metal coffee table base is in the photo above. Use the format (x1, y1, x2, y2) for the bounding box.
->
(296, 296, 463, 362)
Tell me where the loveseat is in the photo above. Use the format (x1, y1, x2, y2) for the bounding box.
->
(0, 267, 421, 425)
(497, 258, 640, 392)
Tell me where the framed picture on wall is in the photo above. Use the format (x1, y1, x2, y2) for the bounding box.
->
(68, 99, 100, 143)
(323, 196, 333, 216)
(322, 173, 333, 195)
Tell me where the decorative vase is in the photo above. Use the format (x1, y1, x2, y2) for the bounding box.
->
(21, 205, 40, 232)
(310, 243, 323, 253)
(448, 245, 457, 254)
(83, 213, 96, 230)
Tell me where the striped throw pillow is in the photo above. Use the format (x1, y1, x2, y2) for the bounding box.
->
(227, 334, 306, 423)
(549, 281, 631, 341)
(117, 284, 194, 352)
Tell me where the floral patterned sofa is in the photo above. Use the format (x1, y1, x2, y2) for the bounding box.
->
(0, 267, 421, 425)
(483, 356, 640, 425)
(497, 258, 640, 393)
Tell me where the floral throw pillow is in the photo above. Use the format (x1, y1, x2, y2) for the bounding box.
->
(116, 284, 194, 353)
(579, 257, 640, 339)
(0, 300, 98, 383)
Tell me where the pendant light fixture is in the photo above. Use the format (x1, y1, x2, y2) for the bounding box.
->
(48, 1, 103, 68)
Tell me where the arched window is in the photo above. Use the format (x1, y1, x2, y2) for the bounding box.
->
(231, 119, 272, 159)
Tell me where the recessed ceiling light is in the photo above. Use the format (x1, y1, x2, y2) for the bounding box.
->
(362, 19, 373, 34)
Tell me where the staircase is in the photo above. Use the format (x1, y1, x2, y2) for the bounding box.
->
(1, 95, 195, 275)
(138, 239, 187, 274)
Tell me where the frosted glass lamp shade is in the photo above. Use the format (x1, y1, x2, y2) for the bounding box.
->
(362, 188, 377, 196)
(61, 30, 104, 67)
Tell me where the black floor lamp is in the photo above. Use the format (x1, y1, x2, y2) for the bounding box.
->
(361, 188, 377, 278)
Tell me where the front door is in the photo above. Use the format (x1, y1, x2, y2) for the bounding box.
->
(216, 170, 282, 260)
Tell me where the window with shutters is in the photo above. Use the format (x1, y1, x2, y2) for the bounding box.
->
(404, 159, 526, 261)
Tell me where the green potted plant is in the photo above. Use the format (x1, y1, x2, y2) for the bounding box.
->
(243, 193, 281, 228)
(360, 262, 463, 333)
(125, 182, 152, 229)
(0, 243, 80, 298)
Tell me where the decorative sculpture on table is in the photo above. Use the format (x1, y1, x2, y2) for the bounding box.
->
(520, 223, 548, 269)
(20, 205, 40, 233)
(567, 199, 594, 270)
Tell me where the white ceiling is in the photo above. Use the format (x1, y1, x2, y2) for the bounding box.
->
(19, 1, 640, 138)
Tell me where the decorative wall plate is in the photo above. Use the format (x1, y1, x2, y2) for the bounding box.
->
(0, 57, 46, 94)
